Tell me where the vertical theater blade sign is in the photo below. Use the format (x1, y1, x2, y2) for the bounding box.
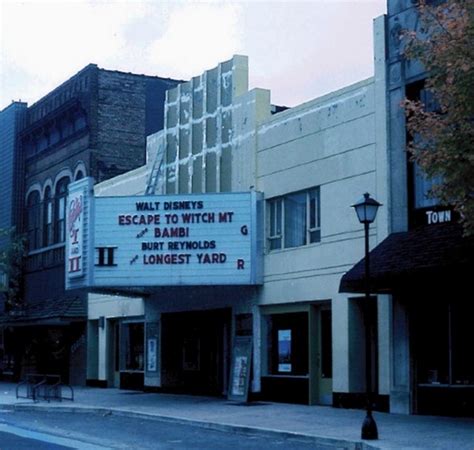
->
(67, 191, 84, 277)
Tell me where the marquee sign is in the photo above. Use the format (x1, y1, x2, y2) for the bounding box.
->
(67, 190, 84, 277)
(66, 184, 262, 289)
(65, 177, 94, 290)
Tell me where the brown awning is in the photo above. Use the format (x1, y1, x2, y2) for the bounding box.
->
(0, 295, 86, 326)
(339, 223, 474, 294)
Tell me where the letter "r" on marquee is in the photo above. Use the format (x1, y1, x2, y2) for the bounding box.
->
(237, 259, 245, 270)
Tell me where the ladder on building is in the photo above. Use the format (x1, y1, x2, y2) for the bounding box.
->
(145, 140, 165, 195)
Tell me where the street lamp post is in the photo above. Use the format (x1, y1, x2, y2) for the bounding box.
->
(351, 192, 381, 440)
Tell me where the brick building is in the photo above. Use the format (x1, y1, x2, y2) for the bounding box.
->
(0, 65, 180, 384)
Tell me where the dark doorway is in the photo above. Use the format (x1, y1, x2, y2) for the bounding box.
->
(161, 308, 231, 396)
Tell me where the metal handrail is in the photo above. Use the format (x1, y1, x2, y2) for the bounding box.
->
(32, 378, 47, 402)
(16, 373, 74, 402)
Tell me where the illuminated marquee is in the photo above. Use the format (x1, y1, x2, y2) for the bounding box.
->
(66, 189, 262, 289)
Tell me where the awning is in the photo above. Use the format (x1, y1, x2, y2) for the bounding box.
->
(339, 223, 474, 294)
(0, 296, 86, 326)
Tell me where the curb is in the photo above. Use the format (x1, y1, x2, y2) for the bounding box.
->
(3, 402, 375, 450)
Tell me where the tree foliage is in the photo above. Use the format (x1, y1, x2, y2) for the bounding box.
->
(403, 0, 474, 235)
(0, 228, 26, 310)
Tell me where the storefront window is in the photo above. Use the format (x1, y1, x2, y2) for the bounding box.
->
(414, 299, 473, 386)
(268, 313, 308, 376)
(121, 322, 144, 371)
(414, 302, 449, 384)
(451, 301, 474, 385)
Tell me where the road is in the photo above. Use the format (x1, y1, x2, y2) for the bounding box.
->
(0, 426, 73, 450)
(0, 409, 338, 450)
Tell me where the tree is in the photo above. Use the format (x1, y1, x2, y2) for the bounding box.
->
(403, 0, 474, 235)
(0, 228, 26, 310)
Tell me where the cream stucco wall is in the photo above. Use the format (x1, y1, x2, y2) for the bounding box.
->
(254, 13, 390, 394)
(256, 79, 379, 393)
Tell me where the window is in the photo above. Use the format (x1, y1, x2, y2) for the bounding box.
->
(414, 299, 474, 386)
(37, 133, 48, 152)
(60, 118, 73, 138)
(267, 312, 308, 376)
(73, 111, 87, 131)
(413, 163, 441, 209)
(49, 126, 60, 146)
(121, 322, 144, 371)
(412, 88, 442, 209)
(24, 138, 35, 158)
(43, 187, 53, 247)
(268, 198, 283, 250)
(54, 177, 69, 243)
(267, 187, 320, 251)
(406, 83, 445, 225)
(27, 191, 41, 251)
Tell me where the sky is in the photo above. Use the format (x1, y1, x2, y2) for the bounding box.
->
(0, 0, 386, 111)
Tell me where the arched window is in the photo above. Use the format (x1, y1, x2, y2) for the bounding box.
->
(37, 133, 48, 152)
(43, 186, 53, 247)
(24, 137, 35, 158)
(60, 118, 73, 139)
(73, 111, 87, 131)
(54, 177, 70, 243)
(75, 170, 84, 181)
(49, 126, 60, 146)
(27, 191, 41, 251)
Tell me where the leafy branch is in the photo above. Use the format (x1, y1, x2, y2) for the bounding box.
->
(402, 0, 474, 235)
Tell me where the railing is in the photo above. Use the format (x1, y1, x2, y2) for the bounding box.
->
(26, 244, 65, 271)
(16, 374, 74, 402)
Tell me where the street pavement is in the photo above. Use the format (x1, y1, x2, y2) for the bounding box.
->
(0, 409, 338, 449)
(0, 382, 472, 450)
(0, 420, 109, 450)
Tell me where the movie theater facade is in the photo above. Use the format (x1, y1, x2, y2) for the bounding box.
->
(64, 4, 474, 416)
(65, 48, 392, 409)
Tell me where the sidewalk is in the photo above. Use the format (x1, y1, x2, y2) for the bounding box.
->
(0, 382, 472, 450)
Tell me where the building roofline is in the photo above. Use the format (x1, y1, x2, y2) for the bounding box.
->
(28, 64, 98, 110)
(28, 63, 183, 111)
(1, 101, 28, 115)
(97, 66, 184, 84)
(260, 76, 375, 127)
